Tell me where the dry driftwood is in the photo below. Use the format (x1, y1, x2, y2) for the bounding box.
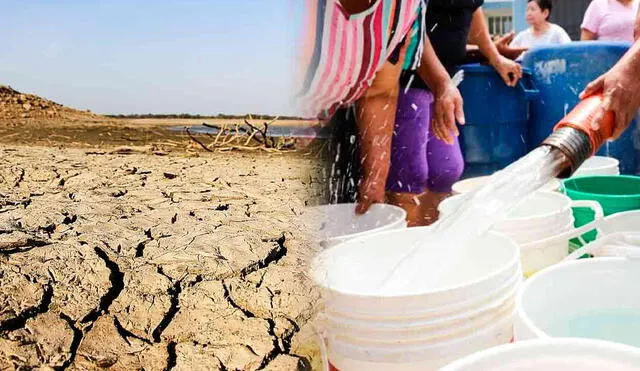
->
(185, 127, 214, 152)
(184, 118, 296, 153)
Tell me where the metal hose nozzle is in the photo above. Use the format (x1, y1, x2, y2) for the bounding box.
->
(540, 93, 615, 178)
(541, 127, 592, 178)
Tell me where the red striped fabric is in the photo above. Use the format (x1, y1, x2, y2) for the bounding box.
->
(297, 0, 424, 120)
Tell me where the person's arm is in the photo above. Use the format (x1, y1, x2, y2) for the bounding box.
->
(354, 40, 409, 214)
(581, 29, 597, 41)
(581, 0, 600, 41)
(495, 32, 529, 60)
(580, 39, 640, 139)
(635, 2, 640, 40)
(467, 8, 522, 87)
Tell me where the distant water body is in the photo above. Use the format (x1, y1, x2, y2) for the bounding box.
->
(170, 124, 331, 139)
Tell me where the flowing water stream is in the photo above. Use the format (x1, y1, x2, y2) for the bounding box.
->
(378, 145, 571, 293)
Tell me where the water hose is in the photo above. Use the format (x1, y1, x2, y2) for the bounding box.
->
(542, 93, 615, 178)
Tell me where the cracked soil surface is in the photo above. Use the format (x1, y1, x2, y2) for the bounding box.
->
(0, 125, 325, 370)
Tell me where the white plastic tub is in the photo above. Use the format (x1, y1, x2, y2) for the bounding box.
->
(572, 156, 620, 177)
(438, 192, 603, 276)
(324, 269, 522, 321)
(598, 210, 640, 235)
(440, 338, 640, 371)
(312, 226, 520, 316)
(452, 176, 561, 195)
(323, 282, 518, 343)
(307, 203, 407, 248)
(328, 311, 515, 371)
(311, 226, 521, 371)
(515, 258, 640, 347)
(438, 192, 599, 243)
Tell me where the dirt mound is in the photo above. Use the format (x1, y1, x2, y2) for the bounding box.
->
(0, 85, 103, 121)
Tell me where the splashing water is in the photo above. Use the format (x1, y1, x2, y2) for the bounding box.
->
(378, 146, 569, 293)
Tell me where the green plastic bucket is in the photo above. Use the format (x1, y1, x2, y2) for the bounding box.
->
(563, 175, 640, 244)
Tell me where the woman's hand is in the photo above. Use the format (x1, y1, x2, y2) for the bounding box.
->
(432, 82, 465, 145)
(495, 31, 528, 60)
(580, 61, 640, 139)
(490, 55, 523, 87)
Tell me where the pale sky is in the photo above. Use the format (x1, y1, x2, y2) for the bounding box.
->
(1, 0, 304, 116)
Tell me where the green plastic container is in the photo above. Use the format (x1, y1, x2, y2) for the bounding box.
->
(563, 175, 640, 243)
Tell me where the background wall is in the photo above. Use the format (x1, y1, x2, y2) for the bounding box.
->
(549, 0, 592, 40)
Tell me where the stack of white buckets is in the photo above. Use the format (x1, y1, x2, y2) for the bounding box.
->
(441, 156, 618, 277)
(308, 156, 626, 370)
(311, 218, 522, 369)
(438, 191, 603, 277)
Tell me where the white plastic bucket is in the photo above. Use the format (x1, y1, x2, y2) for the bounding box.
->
(438, 193, 603, 276)
(324, 268, 522, 321)
(311, 226, 520, 370)
(438, 192, 571, 240)
(572, 156, 620, 177)
(598, 210, 640, 235)
(561, 210, 640, 260)
(307, 203, 407, 248)
(326, 305, 514, 346)
(312, 226, 520, 315)
(327, 311, 515, 371)
(452, 176, 561, 195)
(515, 258, 640, 347)
(323, 280, 518, 343)
(440, 338, 640, 371)
(564, 232, 640, 261)
(519, 213, 606, 277)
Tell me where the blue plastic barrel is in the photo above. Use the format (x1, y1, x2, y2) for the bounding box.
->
(456, 63, 539, 178)
(522, 42, 639, 175)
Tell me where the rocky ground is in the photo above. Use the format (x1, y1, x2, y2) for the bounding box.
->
(0, 85, 109, 122)
(0, 87, 327, 370)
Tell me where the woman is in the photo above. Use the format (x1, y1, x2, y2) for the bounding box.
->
(297, 0, 463, 214)
(510, 0, 571, 55)
(582, 1, 640, 141)
(386, 0, 523, 226)
(581, 0, 640, 42)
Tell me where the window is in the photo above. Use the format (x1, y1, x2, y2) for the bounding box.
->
(487, 15, 513, 36)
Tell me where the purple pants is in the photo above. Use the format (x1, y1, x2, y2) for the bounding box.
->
(385, 88, 464, 194)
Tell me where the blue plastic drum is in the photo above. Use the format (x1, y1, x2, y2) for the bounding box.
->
(456, 63, 539, 178)
(522, 42, 639, 175)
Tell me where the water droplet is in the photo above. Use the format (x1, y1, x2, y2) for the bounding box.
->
(404, 75, 415, 93)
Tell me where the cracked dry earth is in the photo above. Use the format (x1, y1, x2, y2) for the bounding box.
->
(0, 145, 325, 371)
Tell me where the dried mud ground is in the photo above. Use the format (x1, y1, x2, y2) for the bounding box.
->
(0, 121, 327, 370)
